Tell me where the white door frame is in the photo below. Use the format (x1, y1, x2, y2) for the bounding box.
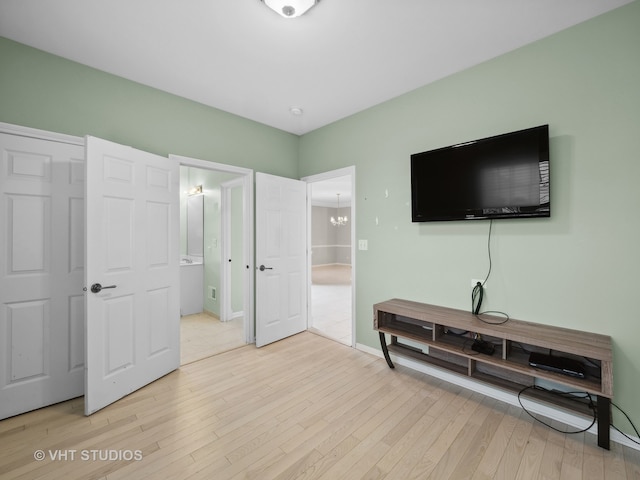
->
(0, 122, 83, 146)
(169, 154, 254, 344)
(302, 166, 356, 347)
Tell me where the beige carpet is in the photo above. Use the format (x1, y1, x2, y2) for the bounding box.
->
(311, 264, 352, 285)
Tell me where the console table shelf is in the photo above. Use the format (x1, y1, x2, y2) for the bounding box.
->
(374, 298, 613, 449)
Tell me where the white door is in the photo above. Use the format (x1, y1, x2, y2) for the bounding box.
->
(255, 173, 307, 347)
(221, 177, 244, 323)
(84, 136, 180, 415)
(0, 132, 85, 420)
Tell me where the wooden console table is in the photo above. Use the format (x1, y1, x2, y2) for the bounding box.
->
(374, 298, 613, 449)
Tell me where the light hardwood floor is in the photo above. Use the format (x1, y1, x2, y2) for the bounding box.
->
(1, 332, 638, 480)
(181, 313, 245, 365)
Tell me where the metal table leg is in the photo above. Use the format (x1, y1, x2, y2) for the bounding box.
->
(379, 331, 395, 369)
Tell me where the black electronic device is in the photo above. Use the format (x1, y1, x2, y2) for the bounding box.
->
(528, 352, 586, 379)
(411, 125, 550, 222)
(471, 340, 495, 355)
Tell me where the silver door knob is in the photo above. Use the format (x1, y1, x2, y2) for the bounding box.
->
(90, 283, 117, 293)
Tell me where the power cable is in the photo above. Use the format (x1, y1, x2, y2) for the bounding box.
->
(518, 386, 640, 445)
(471, 219, 509, 325)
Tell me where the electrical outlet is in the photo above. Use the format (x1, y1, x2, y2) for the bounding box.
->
(471, 279, 485, 289)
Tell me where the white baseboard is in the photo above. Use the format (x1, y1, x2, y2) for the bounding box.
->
(217, 311, 243, 322)
(355, 342, 640, 451)
(311, 263, 352, 267)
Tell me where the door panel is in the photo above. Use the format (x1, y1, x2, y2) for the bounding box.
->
(256, 173, 307, 347)
(0, 132, 85, 420)
(85, 136, 179, 415)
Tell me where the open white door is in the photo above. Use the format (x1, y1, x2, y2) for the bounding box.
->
(255, 173, 307, 347)
(221, 177, 245, 323)
(85, 136, 180, 415)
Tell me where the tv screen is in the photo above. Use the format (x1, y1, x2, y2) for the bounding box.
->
(411, 125, 550, 222)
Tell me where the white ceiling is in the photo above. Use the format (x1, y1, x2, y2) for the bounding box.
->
(310, 175, 351, 207)
(0, 0, 632, 135)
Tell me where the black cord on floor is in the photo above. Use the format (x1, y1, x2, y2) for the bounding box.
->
(518, 386, 640, 444)
(517, 385, 596, 434)
(612, 402, 640, 446)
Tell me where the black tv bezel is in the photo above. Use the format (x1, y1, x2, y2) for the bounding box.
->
(410, 125, 550, 223)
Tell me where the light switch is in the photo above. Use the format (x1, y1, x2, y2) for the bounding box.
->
(358, 239, 368, 251)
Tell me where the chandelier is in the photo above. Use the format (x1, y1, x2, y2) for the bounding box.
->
(261, 0, 321, 18)
(330, 193, 348, 227)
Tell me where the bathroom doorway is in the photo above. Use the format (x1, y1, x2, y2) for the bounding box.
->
(303, 167, 355, 346)
(177, 161, 252, 365)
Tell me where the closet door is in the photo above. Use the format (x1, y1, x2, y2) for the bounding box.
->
(0, 132, 85, 420)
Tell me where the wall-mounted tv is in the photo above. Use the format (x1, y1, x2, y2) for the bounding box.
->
(411, 125, 550, 222)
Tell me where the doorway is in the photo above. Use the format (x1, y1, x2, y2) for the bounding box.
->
(175, 157, 254, 365)
(303, 167, 355, 346)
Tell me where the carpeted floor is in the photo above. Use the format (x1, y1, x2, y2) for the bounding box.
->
(310, 264, 352, 345)
(311, 264, 351, 285)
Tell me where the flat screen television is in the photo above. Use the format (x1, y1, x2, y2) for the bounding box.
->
(411, 125, 550, 222)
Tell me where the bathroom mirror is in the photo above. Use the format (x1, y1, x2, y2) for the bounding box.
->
(187, 194, 204, 256)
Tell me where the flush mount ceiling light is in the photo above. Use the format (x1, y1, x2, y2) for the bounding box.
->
(261, 0, 321, 18)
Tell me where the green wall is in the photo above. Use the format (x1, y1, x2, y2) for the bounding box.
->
(299, 2, 640, 434)
(0, 37, 299, 176)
